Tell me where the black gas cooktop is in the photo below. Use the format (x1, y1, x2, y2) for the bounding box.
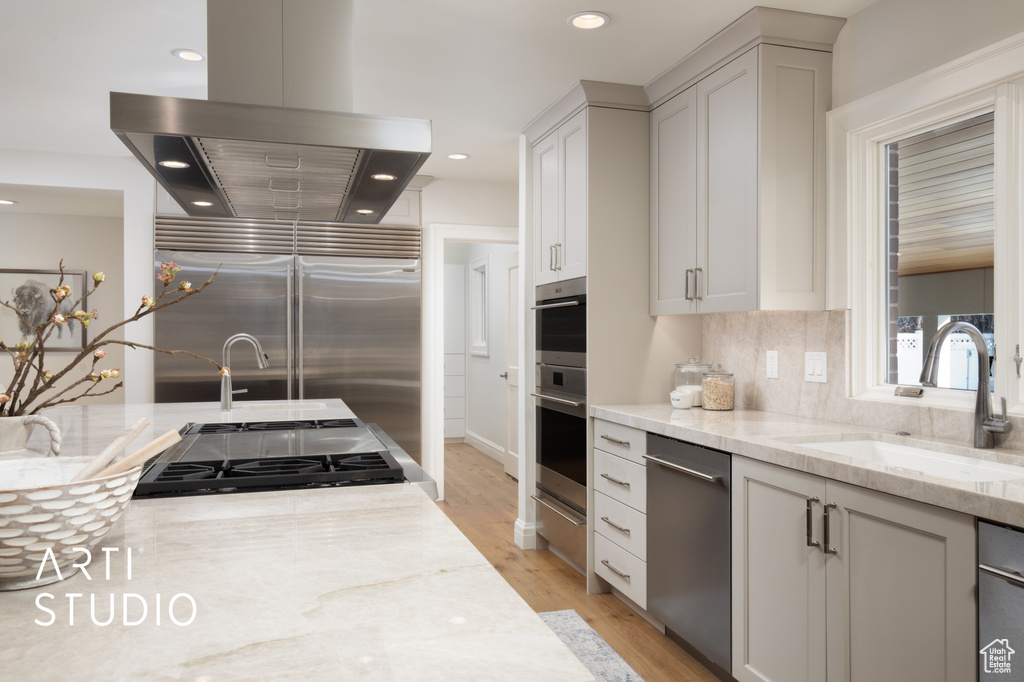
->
(133, 418, 405, 499)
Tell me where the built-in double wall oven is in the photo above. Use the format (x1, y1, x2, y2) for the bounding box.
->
(532, 277, 587, 569)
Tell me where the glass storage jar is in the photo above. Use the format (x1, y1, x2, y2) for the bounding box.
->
(701, 365, 735, 411)
(675, 356, 711, 390)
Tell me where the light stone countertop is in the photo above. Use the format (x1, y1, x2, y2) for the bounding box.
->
(1, 401, 594, 682)
(592, 404, 1024, 528)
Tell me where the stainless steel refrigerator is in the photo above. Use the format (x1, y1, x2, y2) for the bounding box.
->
(153, 249, 421, 462)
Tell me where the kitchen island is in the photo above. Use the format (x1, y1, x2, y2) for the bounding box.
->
(0, 401, 594, 681)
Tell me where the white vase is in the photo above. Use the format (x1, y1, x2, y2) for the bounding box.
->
(0, 415, 62, 457)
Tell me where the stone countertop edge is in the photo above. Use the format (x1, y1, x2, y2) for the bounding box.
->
(0, 400, 596, 682)
(591, 404, 1024, 528)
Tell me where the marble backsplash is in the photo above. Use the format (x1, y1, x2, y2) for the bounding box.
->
(701, 310, 1024, 453)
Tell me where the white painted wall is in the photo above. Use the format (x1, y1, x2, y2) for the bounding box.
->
(422, 178, 517, 228)
(444, 241, 517, 460)
(0, 212, 125, 406)
(832, 0, 1024, 107)
(443, 261, 467, 439)
(0, 149, 157, 402)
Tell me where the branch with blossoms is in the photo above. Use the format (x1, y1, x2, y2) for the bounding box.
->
(0, 260, 224, 417)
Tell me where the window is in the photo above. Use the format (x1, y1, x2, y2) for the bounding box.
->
(469, 255, 488, 356)
(828, 34, 1024, 412)
(884, 113, 995, 391)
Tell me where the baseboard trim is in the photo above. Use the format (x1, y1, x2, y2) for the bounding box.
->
(465, 430, 504, 463)
(514, 519, 539, 550)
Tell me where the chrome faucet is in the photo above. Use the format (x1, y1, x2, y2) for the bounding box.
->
(220, 333, 270, 411)
(919, 320, 1012, 448)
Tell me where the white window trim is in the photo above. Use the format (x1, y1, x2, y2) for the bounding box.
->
(468, 254, 489, 357)
(827, 30, 1024, 414)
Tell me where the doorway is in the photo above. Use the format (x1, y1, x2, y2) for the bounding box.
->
(422, 224, 519, 500)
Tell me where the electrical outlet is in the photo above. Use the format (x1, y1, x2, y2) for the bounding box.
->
(766, 350, 779, 379)
(805, 352, 827, 383)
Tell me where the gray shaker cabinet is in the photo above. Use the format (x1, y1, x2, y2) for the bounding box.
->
(732, 456, 977, 682)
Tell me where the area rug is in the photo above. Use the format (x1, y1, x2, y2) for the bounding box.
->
(539, 609, 645, 682)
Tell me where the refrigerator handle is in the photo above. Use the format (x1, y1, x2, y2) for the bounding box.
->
(286, 262, 294, 401)
(297, 261, 304, 400)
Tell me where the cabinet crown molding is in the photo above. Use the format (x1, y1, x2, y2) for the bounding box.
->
(522, 80, 648, 144)
(645, 6, 845, 109)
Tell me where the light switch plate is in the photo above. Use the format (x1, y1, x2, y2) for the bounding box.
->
(805, 352, 827, 383)
(766, 350, 779, 379)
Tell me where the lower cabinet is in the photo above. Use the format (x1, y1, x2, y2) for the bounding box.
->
(593, 419, 648, 609)
(732, 456, 977, 682)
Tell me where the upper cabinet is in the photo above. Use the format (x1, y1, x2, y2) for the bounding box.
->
(534, 110, 588, 285)
(648, 9, 842, 315)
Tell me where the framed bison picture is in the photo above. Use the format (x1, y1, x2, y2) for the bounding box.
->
(0, 269, 88, 351)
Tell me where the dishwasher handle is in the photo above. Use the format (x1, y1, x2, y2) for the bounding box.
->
(643, 454, 720, 483)
(981, 563, 1024, 588)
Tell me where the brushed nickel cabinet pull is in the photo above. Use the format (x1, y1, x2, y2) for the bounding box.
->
(824, 502, 838, 555)
(806, 497, 820, 548)
(601, 559, 630, 580)
(600, 434, 630, 447)
(600, 472, 631, 488)
(600, 516, 631, 534)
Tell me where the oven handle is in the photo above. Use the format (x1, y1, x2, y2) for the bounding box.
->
(531, 300, 581, 310)
(531, 495, 586, 526)
(531, 392, 583, 407)
(980, 563, 1024, 588)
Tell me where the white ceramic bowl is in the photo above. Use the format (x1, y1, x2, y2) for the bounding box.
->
(0, 457, 143, 591)
(669, 390, 693, 409)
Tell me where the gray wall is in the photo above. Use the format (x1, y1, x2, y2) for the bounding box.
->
(832, 0, 1024, 107)
(898, 268, 994, 317)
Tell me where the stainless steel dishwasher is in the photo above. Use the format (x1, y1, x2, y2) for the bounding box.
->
(979, 520, 1024, 680)
(645, 433, 732, 681)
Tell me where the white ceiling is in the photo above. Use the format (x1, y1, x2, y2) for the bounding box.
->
(0, 0, 876, 185)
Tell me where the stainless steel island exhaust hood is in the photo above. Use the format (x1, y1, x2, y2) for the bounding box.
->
(110, 92, 430, 224)
(109, 0, 431, 225)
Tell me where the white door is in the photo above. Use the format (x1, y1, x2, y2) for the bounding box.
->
(503, 251, 519, 478)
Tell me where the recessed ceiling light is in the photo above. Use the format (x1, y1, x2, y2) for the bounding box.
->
(191, 201, 214, 207)
(371, 174, 397, 181)
(568, 11, 610, 29)
(172, 48, 206, 62)
(447, 153, 470, 160)
(0, 199, 16, 205)
(356, 209, 374, 215)
(158, 160, 190, 169)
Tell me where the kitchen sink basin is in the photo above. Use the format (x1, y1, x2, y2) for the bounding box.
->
(797, 437, 1024, 483)
(235, 401, 327, 411)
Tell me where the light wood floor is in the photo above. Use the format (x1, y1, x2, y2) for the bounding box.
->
(437, 442, 719, 682)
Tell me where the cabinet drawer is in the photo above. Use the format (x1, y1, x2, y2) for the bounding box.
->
(595, 532, 647, 610)
(593, 419, 646, 464)
(594, 449, 647, 513)
(594, 491, 647, 560)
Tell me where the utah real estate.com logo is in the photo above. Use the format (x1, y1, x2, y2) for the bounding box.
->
(980, 638, 1016, 676)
